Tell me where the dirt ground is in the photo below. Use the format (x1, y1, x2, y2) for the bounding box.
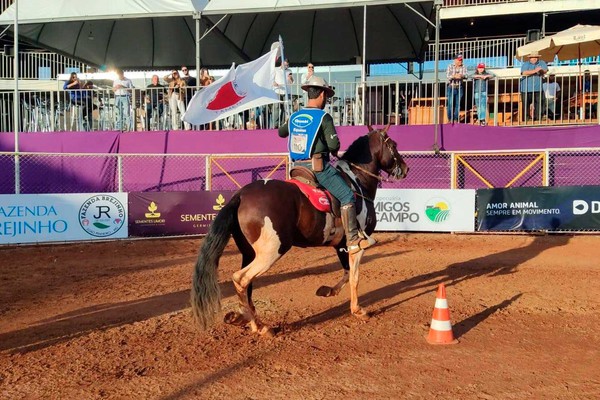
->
(1, 233, 599, 399)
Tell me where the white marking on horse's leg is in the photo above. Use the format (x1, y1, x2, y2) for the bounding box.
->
(348, 251, 368, 320)
(232, 216, 281, 333)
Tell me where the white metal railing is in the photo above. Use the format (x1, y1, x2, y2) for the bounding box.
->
(0, 71, 597, 132)
(442, 0, 529, 7)
(425, 36, 527, 69)
(0, 0, 12, 13)
(0, 51, 90, 80)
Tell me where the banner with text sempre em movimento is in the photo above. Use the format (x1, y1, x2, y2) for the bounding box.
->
(0, 193, 128, 245)
(477, 186, 600, 231)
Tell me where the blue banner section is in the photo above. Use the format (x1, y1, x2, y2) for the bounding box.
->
(477, 186, 600, 231)
(287, 108, 326, 161)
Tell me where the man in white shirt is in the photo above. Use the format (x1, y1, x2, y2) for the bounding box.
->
(300, 63, 314, 85)
(113, 68, 134, 130)
(543, 73, 560, 120)
(272, 58, 293, 128)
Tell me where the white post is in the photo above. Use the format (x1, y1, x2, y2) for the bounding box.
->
(432, 0, 441, 153)
(361, 5, 367, 126)
(13, 0, 20, 194)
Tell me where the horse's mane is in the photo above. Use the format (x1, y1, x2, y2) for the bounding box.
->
(341, 134, 373, 164)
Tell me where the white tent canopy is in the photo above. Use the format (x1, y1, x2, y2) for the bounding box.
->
(0, 0, 433, 69)
(201, 0, 434, 66)
(0, 0, 207, 22)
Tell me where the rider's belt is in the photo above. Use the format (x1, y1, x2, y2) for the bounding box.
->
(311, 153, 325, 172)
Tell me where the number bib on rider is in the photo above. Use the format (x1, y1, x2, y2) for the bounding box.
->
(287, 109, 326, 161)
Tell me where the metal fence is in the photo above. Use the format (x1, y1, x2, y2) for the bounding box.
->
(0, 51, 90, 80)
(1, 70, 597, 132)
(442, 0, 529, 6)
(1, 148, 600, 195)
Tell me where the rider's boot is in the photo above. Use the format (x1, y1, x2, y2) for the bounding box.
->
(341, 203, 372, 255)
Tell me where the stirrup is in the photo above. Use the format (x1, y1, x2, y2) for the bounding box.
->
(347, 238, 372, 255)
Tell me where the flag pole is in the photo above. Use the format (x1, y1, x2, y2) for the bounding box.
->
(278, 35, 291, 120)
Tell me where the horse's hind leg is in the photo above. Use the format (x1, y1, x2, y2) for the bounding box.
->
(231, 219, 282, 336)
(316, 248, 349, 297)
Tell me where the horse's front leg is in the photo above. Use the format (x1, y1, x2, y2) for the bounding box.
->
(348, 250, 369, 321)
(316, 248, 349, 297)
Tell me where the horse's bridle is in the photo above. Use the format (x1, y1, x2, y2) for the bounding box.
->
(349, 130, 404, 182)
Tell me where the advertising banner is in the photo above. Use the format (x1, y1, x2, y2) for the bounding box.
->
(0, 193, 128, 245)
(374, 189, 476, 232)
(477, 186, 600, 231)
(128, 191, 235, 237)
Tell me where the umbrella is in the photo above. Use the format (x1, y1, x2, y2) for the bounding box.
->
(516, 24, 600, 118)
(516, 24, 600, 62)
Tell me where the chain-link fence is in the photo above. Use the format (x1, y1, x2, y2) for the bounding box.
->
(2, 149, 600, 194)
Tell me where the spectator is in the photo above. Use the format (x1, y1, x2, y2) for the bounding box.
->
(583, 70, 592, 93)
(165, 69, 187, 130)
(180, 66, 197, 128)
(144, 75, 165, 130)
(272, 58, 294, 128)
(543, 73, 560, 121)
(63, 72, 83, 104)
(199, 67, 211, 87)
(446, 53, 467, 123)
(301, 63, 315, 84)
(113, 68, 134, 131)
(81, 80, 95, 131)
(471, 62, 494, 126)
(520, 51, 547, 123)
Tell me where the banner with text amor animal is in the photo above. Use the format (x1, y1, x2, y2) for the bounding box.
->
(0, 193, 128, 244)
(477, 186, 600, 231)
(374, 189, 475, 232)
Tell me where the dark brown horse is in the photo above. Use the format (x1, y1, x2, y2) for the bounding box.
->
(191, 125, 408, 336)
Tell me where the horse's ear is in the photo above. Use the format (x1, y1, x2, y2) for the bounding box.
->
(384, 123, 391, 133)
(367, 124, 374, 133)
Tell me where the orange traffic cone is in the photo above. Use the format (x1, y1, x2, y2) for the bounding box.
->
(426, 283, 458, 345)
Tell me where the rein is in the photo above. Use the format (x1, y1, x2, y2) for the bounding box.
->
(349, 162, 387, 182)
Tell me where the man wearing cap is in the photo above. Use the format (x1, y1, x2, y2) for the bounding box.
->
(472, 63, 494, 125)
(520, 51, 548, 123)
(446, 54, 467, 123)
(278, 76, 371, 255)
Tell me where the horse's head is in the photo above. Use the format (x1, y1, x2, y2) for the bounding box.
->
(367, 124, 409, 180)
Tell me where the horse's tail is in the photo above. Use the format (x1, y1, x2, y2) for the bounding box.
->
(190, 193, 241, 330)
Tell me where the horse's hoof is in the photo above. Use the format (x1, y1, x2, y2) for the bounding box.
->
(352, 308, 370, 322)
(258, 326, 275, 338)
(223, 311, 249, 326)
(316, 286, 335, 297)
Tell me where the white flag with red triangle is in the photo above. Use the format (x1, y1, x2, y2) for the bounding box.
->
(183, 42, 281, 126)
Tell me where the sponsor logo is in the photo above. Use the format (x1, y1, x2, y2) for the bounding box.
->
(79, 195, 125, 237)
(291, 114, 313, 128)
(425, 198, 451, 223)
(213, 194, 226, 211)
(145, 201, 161, 218)
(573, 199, 600, 215)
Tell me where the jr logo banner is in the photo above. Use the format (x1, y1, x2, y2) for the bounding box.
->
(0, 193, 128, 245)
(477, 186, 600, 231)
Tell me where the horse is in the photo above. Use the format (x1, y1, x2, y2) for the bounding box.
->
(191, 124, 409, 336)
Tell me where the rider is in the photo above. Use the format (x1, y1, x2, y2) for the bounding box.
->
(278, 75, 371, 255)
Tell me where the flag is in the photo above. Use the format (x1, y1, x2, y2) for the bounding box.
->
(183, 42, 281, 126)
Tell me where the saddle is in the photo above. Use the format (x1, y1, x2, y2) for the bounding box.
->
(289, 166, 341, 216)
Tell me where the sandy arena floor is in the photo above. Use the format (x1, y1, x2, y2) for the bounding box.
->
(1, 233, 599, 399)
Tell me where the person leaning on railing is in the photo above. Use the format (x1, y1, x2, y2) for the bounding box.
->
(520, 51, 547, 123)
(446, 53, 467, 123)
